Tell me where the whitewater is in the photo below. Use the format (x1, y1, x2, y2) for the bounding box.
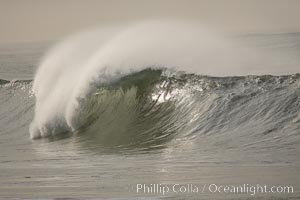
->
(0, 21, 299, 199)
(29, 21, 299, 140)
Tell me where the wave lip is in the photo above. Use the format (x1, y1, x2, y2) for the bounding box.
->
(29, 21, 300, 145)
(29, 21, 239, 140)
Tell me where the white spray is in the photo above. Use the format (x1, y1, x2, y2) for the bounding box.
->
(29, 20, 278, 139)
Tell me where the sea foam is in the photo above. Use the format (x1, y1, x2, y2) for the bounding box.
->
(29, 20, 272, 139)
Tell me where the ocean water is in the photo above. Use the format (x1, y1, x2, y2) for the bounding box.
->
(0, 32, 299, 199)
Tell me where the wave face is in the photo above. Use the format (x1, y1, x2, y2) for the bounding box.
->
(29, 21, 300, 143)
(27, 68, 300, 151)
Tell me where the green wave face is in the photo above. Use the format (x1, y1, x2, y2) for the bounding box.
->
(50, 69, 300, 153)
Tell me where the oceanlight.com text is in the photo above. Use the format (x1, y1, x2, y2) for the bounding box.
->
(132, 183, 294, 196)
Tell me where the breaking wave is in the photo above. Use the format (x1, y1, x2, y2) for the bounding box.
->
(26, 21, 300, 152)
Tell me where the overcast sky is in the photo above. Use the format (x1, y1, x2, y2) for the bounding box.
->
(1, 0, 300, 44)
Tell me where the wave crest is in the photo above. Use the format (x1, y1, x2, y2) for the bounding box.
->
(30, 21, 300, 143)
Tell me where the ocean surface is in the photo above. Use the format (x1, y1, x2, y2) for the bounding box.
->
(0, 33, 299, 199)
